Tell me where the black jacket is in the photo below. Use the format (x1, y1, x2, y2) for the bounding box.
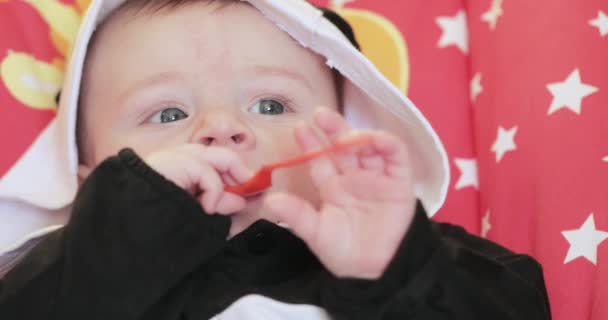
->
(0, 149, 551, 319)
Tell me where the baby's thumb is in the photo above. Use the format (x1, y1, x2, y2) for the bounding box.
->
(207, 192, 247, 215)
(264, 192, 319, 244)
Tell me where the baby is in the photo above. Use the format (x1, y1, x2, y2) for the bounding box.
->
(0, 0, 551, 319)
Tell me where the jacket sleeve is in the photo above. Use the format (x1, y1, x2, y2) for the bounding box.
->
(0, 149, 230, 319)
(320, 201, 552, 320)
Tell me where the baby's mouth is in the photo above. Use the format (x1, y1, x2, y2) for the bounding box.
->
(244, 191, 265, 203)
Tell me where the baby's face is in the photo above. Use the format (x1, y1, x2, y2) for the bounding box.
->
(79, 2, 339, 221)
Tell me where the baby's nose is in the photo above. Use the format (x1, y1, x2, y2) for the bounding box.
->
(200, 133, 247, 146)
(193, 114, 255, 150)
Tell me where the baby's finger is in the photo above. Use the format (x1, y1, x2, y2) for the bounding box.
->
(220, 172, 238, 187)
(313, 108, 358, 172)
(186, 145, 253, 183)
(369, 132, 411, 179)
(263, 192, 320, 245)
(314, 108, 351, 142)
(358, 148, 385, 173)
(213, 192, 247, 215)
(195, 163, 225, 214)
(295, 124, 338, 186)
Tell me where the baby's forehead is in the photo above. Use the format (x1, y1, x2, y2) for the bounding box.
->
(91, 1, 296, 59)
(85, 1, 331, 81)
(80, 1, 340, 110)
(93, 0, 359, 68)
(105, 0, 245, 24)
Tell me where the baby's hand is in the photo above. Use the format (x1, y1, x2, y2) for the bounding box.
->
(145, 145, 253, 215)
(264, 109, 416, 279)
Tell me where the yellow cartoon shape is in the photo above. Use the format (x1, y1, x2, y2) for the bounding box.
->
(337, 8, 410, 93)
(1, 51, 63, 110)
(76, 0, 92, 14)
(0, 0, 90, 110)
(25, 0, 84, 58)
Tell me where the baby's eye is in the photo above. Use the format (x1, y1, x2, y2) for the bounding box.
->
(148, 107, 189, 124)
(249, 99, 286, 115)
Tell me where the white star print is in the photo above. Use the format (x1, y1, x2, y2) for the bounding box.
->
(546, 69, 598, 115)
(481, 0, 504, 30)
(562, 213, 608, 265)
(491, 126, 518, 163)
(454, 158, 479, 190)
(330, 0, 355, 9)
(603, 156, 608, 162)
(481, 210, 492, 238)
(436, 10, 469, 54)
(589, 11, 608, 37)
(470, 72, 483, 102)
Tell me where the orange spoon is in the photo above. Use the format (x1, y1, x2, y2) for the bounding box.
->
(224, 136, 372, 197)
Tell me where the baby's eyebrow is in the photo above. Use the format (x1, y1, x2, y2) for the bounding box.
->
(117, 71, 186, 103)
(246, 65, 312, 91)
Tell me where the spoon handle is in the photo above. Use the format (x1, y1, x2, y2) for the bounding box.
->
(266, 136, 372, 170)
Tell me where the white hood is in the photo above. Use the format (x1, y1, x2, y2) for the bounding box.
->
(0, 0, 449, 255)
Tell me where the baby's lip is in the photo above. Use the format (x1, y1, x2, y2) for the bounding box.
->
(244, 191, 265, 201)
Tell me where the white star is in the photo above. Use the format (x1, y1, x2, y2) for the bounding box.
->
(562, 213, 608, 265)
(436, 10, 469, 54)
(603, 156, 608, 162)
(481, 210, 492, 238)
(589, 11, 608, 37)
(491, 126, 518, 163)
(454, 158, 479, 190)
(481, 0, 504, 30)
(330, 0, 355, 9)
(546, 69, 598, 115)
(470, 72, 483, 102)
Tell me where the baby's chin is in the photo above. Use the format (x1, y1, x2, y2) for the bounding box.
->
(227, 193, 270, 238)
